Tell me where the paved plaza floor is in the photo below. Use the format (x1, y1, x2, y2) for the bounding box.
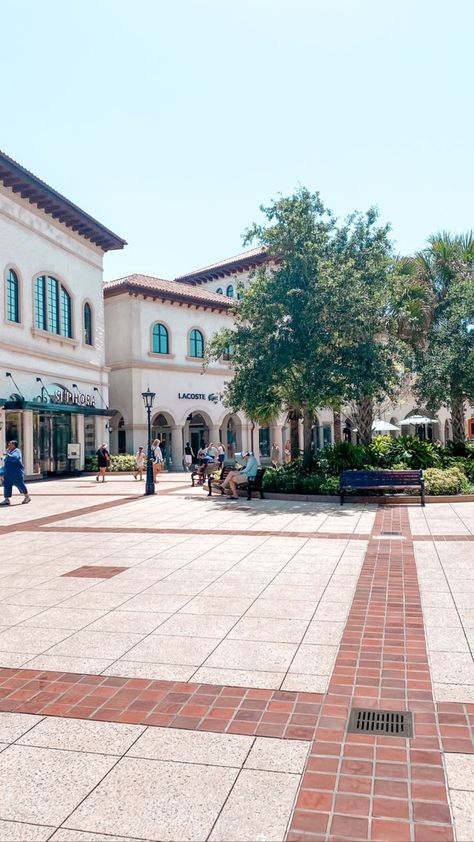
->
(0, 474, 473, 841)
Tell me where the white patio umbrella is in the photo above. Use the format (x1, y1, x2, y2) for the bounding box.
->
(399, 415, 437, 425)
(372, 420, 400, 432)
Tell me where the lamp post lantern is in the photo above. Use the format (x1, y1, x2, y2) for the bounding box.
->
(142, 387, 156, 496)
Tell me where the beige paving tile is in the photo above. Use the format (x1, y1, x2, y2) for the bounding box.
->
(18, 717, 145, 755)
(0, 652, 32, 667)
(23, 654, 114, 674)
(204, 638, 297, 671)
(288, 643, 337, 675)
(245, 599, 316, 620)
(50, 830, 141, 841)
(449, 789, 474, 841)
(303, 620, 345, 645)
(191, 667, 285, 689)
(153, 613, 237, 638)
(60, 592, 135, 611)
(103, 660, 196, 682)
(65, 756, 238, 841)
(117, 593, 191, 613)
(312, 602, 349, 621)
(426, 627, 469, 652)
(123, 634, 220, 665)
(0, 627, 71, 654)
(445, 753, 474, 790)
(44, 630, 143, 659)
(0, 820, 54, 841)
(228, 616, 308, 643)
(0, 713, 43, 743)
(128, 726, 253, 766)
(209, 768, 300, 841)
(179, 595, 254, 616)
(0, 744, 116, 825)
(86, 610, 170, 634)
(429, 651, 474, 685)
(3, 590, 71, 608)
(19, 608, 107, 631)
(281, 673, 330, 692)
(434, 683, 474, 703)
(0, 605, 44, 625)
(245, 737, 309, 773)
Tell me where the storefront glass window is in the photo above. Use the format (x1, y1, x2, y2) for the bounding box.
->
(5, 411, 23, 448)
(259, 427, 270, 457)
(32, 411, 78, 474)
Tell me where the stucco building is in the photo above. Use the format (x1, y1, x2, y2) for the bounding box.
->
(0, 150, 125, 476)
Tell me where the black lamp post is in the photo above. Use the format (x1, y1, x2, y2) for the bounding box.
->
(142, 387, 156, 496)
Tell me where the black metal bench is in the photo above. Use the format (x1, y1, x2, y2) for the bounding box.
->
(339, 470, 425, 506)
(209, 467, 266, 500)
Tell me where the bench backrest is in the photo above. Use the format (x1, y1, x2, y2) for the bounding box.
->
(341, 469, 422, 487)
(249, 467, 266, 487)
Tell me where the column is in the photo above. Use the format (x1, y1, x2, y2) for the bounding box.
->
(298, 420, 304, 452)
(76, 414, 85, 471)
(0, 411, 5, 457)
(208, 426, 221, 447)
(270, 424, 284, 464)
(22, 410, 34, 476)
(171, 425, 184, 471)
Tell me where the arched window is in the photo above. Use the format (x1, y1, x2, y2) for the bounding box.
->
(34, 275, 72, 337)
(152, 322, 169, 354)
(6, 269, 19, 323)
(216, 287, 223, 295)
(222, 343, 234, 361)
(83, 303, 93, 345)
(189, 328, 204, 358)
(226, 284, 234, 297)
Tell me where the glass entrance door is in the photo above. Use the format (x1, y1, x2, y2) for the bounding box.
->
(33, 412, 77, 474)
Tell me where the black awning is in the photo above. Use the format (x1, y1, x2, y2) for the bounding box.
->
(2, 399, 111, 417)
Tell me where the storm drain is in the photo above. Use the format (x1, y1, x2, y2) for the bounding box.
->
(347, 708, 413, 738)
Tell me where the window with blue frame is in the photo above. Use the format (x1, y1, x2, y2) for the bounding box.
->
(83, 303, 93, 345)
(6, 269, 19, 323)
(189, 328, 204, 358)
(34, 275, 72, 337)
(152, 322, 169, 354)
(226, 284, 234, 297)
(216, 287, 223, 295)
(222, 343, 234, 361)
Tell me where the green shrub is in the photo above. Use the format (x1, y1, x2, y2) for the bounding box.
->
(84, 454, 138, 472)
(319, 476, 340, 495)
(424, 467, 470, 496)
(316, 442, 367, 475)
(262, 468, 324, 494)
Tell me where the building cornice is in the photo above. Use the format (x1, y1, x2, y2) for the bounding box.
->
(0, 340, 110, 375)
(108, 360, 232, 376)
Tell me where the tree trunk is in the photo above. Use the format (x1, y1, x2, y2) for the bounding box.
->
(288, 409, 300, 460)
(333, 410, 342, 443)
(450, 393, 465, 443)
(302, 406, 313, 469)
(355, 396, 373, 446)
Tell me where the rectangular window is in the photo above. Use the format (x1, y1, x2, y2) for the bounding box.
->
(34, 276, 47, 330)
(60, 287, 71, 337)
(47, 277, 59, 334)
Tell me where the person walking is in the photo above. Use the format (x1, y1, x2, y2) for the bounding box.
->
(134, 446, 146, 480)
(207, 442, 218, 461)
(284, 439, 291, 464)
(0, 440, 30, 505)
(217, 442, 225, 465)
(152, 438, 163, 482)
(271, 442, 281, 467)
(183, 442, 194, 472)
(96, 443, 110, 482)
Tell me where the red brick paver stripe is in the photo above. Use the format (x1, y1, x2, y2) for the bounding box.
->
(62, 566, 129, 579)
(286, 507, 455, 842)
(0, 668, 323, 737)
(436, 702, 474, 754)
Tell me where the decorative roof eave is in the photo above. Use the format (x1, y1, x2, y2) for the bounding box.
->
(0, 149, 127, 252)
(104, 281, 234, 312)
(175, 248, 269, 285)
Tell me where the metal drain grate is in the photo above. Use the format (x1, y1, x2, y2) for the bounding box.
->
(347, 708, 413, 737)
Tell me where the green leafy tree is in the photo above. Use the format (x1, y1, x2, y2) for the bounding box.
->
(412, 233, 474, 442)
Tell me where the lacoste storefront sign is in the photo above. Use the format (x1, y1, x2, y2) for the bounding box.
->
(178, 392, 220, 403)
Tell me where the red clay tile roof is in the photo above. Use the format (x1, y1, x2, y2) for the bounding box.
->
(175, 247, 267, 284)
(104, 274, 234, 309)
(0, 149, 126, 252)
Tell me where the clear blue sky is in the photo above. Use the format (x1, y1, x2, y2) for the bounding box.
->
(2, 0, 473, 280)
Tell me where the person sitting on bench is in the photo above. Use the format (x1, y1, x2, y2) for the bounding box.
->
(218, 451, 259, 500)
(197, 452, 218, 483)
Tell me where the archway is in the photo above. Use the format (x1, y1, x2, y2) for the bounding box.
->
(220, 412, 242, 457)
(152, 411, 175, 467)
(185, 412, 210, 457)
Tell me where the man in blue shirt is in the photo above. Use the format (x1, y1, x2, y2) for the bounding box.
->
(219, 451, 259, 500)
(0, 440, 31, 506)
